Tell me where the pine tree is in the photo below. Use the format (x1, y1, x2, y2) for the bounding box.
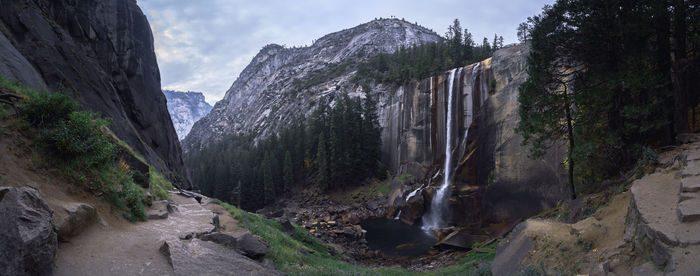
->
(283, 150, 293, 192)
(263, 152, 275, 204)
(317, 133, 329, 190)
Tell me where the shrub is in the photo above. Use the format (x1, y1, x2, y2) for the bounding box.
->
(120, 179, 147, 221)
(43, 111, 116, 168)
(23, 91, 78, 127)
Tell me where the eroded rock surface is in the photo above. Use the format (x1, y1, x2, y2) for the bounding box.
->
(0, 186, 57, 276)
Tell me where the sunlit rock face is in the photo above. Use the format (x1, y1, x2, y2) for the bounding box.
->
(163, 90, 212, 140)
(0, 0, 191, 188)
(182, 18, 442, 152)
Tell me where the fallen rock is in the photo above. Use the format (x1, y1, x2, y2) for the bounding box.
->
(147, 200, 169, 220)
(160, 239, 282, 276)
(0, 186, 57, 276)
(54, 202, 97, 241)
(237, 233, 270, 260)
(200, 232, 238, 248)
(436, 229, 487, 250)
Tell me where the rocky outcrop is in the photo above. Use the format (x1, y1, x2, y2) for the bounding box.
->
(0, 186, 57, 276)
(183, 18, 441, 151)
(0, 0, 191, 189)
(163, 90, 212, 140)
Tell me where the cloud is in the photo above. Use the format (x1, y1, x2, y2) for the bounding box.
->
(138, 0, 553, 105)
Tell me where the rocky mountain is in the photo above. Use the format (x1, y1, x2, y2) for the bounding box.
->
(182, 18, 442, 151)
(0, 0, 190, 188)
(163, 90, 212, 140)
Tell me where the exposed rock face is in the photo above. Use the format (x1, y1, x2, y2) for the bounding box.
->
(0, 186, 57, 276)
(0, 0, 190, 189)
(386, 43, 567, 227)
(163, 90, 212, 140)
(183, 18, 441, 151)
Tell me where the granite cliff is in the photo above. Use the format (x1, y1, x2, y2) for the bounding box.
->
(182, 18, 442, 152)
(163, 90, 212, 140)
(0, 0, 190, 188)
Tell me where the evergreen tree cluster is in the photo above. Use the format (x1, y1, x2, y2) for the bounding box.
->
(354, 19, 503, 86)
(185, 94, 382, 211)
(517, 0, 700, 197)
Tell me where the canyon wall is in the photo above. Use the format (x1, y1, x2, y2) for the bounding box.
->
(0, 0, 190, 188)
(382, 43, 568, 225)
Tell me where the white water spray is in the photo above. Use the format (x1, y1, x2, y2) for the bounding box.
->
(422, 68, 460, 231)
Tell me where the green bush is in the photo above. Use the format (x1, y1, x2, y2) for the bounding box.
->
(43, 111, 116, 167)
(120, 179, 147, 221)
(23, 91, 79, 127)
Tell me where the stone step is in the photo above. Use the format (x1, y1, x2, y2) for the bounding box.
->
(681, 161, 700, 177)
(677, 199, 700, 223)
(681, 176, 700, 192)
(680, 192, 699, 201)
(685, 151, 700, 162)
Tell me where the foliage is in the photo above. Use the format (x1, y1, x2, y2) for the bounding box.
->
(1, 76, 149, 221)
(42, 111, 116, 168)
(23, 91, 79, 127)
(517, 1, 700, 194)
(149, 167, 174, 201)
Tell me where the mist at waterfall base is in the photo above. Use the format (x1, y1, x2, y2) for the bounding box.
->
(361, 218, 437, 256)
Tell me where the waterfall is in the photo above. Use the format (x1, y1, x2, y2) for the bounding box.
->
(394, 210, 402, 220)
(422, 68, 460, 231)
(405, 183, 425, 202)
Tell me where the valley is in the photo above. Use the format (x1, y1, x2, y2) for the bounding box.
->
(1, 0, 699, 275)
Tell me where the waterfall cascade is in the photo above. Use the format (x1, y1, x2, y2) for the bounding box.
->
(422, 68, 460, 230)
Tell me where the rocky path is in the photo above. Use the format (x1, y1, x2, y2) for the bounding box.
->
(53, 192, 281, 276)
(626, 137, 700, 275)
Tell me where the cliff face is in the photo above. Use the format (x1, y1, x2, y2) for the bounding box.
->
(182, 18, 442, 152)
(163, 90, 212, 140)
(0, 0, 190, 188)
(386, 44, 568, 226)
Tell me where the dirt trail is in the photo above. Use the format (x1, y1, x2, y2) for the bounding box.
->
(53, 193, 216, 275)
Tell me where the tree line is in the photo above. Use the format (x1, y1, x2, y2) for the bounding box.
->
(185, 94, 382, 211)
(517, 0, 700, 199)
(354, 19, 504, 85)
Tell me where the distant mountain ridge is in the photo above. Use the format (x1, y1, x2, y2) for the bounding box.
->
(163, 90, 212, 140)
(182, 18, 442, 151)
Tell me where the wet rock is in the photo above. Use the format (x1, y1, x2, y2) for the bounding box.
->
(399, 190, 425, 225)
(55, 202, 97, 241)
(436, 229, 486, 250)
(0, 187, 57, 276)
(160, 239, 282, 276)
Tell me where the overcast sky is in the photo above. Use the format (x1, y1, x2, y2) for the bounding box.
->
(138, 0, 553, 105)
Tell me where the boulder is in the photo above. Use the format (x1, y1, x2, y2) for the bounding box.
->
(147, 200, 170, 220)
(0, 187, 57, 276)
(399, 190, 425, 225)
(54, 202, 97, 241)
(160, 239, 282, 276)
(237, 233, 270, 260)
(200, 232, 238, 248)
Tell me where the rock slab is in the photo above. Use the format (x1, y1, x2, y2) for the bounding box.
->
(160, 239, 281, 276)
(0, 187, 57, 276)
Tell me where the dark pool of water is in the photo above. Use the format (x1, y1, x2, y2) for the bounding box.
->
(360, 218, 436, 257)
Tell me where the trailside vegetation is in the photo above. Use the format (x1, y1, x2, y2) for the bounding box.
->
(185, 94, 383, 211)
(517, 0, 700, 198)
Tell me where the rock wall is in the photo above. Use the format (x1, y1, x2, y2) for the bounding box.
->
(0, 0, 190, 188)
(381, 43, 568, 226)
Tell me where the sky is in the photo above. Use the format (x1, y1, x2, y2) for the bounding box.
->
(138, 0, 554, 105)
